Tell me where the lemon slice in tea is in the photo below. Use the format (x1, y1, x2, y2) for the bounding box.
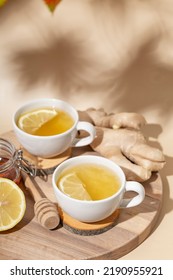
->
(0, 178, 26, 231)
(58, 173, 92, 201)
(17, 108, 58, 135)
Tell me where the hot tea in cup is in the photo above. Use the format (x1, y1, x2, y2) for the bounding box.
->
(52, 155, 145, 222)
(57, 163, 121, 201)
(13, 98, 96, 158)
(17, 107, 75, 136)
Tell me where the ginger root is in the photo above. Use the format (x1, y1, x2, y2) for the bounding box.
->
(79, 108, 146, 130)
(78, 108, 165, 182)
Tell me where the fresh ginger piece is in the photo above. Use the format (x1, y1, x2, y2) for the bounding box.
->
(78, 108, 146, 130)
(78, 108, 165, 182)
(90, 127, 165, 182)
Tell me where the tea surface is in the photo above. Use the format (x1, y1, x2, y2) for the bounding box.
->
(57, 164, 121, 200)
(17, 107, 74, 136)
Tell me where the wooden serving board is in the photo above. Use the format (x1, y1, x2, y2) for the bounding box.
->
(0, 132, 163, 260)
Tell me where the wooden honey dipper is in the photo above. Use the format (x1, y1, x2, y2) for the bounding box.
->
(22, 172, 60, 230)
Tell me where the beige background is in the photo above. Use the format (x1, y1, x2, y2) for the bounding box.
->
(0, 0, 173, 259)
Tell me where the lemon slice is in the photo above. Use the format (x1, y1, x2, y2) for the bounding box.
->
(0, 178, 26, 231)
(58, 173, 92, 201)
(17, 108, 58, 135)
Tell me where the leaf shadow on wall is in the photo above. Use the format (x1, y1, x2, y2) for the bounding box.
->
(103, 41, 173, 115)
(10, 33, 101, 97)
(7, 0, 173, 117)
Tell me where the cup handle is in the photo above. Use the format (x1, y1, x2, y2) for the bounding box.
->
(72, 121, 96, 147)
(120, 181, 145, 208)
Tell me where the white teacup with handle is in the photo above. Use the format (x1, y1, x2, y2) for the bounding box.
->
(13, 98, 96, 158)
(52, 155, 145, 222)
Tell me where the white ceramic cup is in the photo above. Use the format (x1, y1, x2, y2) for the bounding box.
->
(52, 155, 145, 222)
(12, 98, 96, 158)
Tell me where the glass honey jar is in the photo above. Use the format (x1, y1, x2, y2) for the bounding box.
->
(0, 138, 21, 184)
(0, 138, 45, 185)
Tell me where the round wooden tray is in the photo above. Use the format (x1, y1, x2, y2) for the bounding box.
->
(0, 132, 163, 260)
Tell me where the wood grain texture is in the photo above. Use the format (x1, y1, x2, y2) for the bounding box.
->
(0, 132, 163, 260)
(59, 208, 120, 235)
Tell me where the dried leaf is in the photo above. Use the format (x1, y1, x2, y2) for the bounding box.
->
(44, 0, 61, 12)
(0, 0, 7, 8)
